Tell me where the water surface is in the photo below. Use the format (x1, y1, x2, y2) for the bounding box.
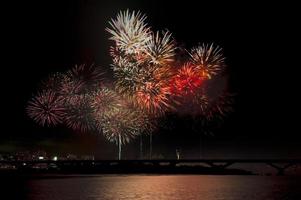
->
(2, 175, 301, 200)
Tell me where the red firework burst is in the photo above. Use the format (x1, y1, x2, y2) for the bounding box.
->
(170, 63, 205, 96)
(26, 90, 65, 126)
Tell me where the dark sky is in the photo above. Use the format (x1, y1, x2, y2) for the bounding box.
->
(2, 0, 300, 158)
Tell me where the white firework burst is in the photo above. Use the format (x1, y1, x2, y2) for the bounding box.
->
(106, 10, 151, 55)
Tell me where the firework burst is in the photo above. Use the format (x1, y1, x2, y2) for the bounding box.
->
(63, 94, 96, 132)
(90, 87, 124, 123)
(100, 107, 144, 145)
(41, 72, 65, 92)
(68, 64, 104, 86)
(91, 88, 153, 154)
(111, 59, 173, 115)
(106, 10, 151, 55)
(26, 90, 66, 126)
(189, 43, 225, 79)
(111, 57, 141, 94)
(61, 64, 104, 95)
(59, 75, 85, 97)
(135, 80, 172, 115)
(170, 63, 205, 96)
(144, 31, 176, 66)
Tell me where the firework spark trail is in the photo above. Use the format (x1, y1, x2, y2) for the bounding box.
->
(189, 43, 225, 79)
(106, 10, 151, 55)
(26, 90, 66, 126)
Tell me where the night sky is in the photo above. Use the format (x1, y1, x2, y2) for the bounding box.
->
(2, 0, 300, 159)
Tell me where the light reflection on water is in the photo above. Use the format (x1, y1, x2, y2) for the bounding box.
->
(2, 175, 301, 200)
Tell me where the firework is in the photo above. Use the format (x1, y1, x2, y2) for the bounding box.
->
(41, 72, 65, 92)
(68, 64, 104, 86)
(112, 56, 173, 115)
(111, 62, 173, 115)
(90, 86, 153, 143)
(91, 88, 154, 142)
(59, 75, 85, 96)
(101, 106, 146, 160)
(135, 80, 172, 115)
(111, 57, 141, 95)
(61, 64, 104, 95)
(175, 91, 209, 117)
(90, 87, 124, 123)
(169, 62, 212, 116)
(189, 43, 225, 79)
(205, 92, 235, 120)
(63, 94, 96, 132)
(26, 90, 65, 126)
(26, 10, 233, 155)
(170, 63, 205, 96)
(100, 108, 143, 145)
(107, 11, 175, 116)
(144, 31, 176, 66)
(106, 10, 151, 55)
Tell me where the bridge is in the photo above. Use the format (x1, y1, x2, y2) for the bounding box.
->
(1, 159, 301, 175)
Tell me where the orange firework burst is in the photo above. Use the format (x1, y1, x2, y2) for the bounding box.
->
(135, 81, 172, 115)
(189, 43, 225, 79)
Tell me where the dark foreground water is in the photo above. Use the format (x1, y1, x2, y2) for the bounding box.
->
(1, 175, 301, 200)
